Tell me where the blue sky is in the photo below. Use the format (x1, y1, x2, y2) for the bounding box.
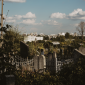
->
(0, 0, 85, 34)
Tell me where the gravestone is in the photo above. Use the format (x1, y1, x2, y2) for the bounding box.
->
(81, 48, 85, 54)
(41, 49, 44, 55)
(33, 55, 39, 71)
(48, 53, 52, 66)
(39, 55, 46, 70)
(53, 52, 57, 73)
(4, 75, 15, 85)
(72, 49, 85, 63)
(53, 52, 57, 58)
(79, 47, 83, 52)
(20, 41, 29, 58)
(33, 54, 46, 73)
(79, 47, 85, 54)
(46, 52, 57, 73)
(60, 49, 62, 54)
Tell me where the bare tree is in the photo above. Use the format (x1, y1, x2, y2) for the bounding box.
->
(76, 21, 85, 39)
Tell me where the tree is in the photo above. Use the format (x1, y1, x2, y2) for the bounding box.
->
(65, 32, 70, 39)
(76, 21, 85, 40)
(60, 36, 65, 42)
(58, 55, 85, 85)
(43, 36, 49, 40)
(3, 25, 23, 54)
(0, 24, 17, 83)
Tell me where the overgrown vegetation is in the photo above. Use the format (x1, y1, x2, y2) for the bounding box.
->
(0, 22, 85, 85)
(14, 55, 85, 85)
(0, 24, 23, 84)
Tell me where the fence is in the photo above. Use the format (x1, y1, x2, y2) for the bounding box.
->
(0, 52, 74, 74)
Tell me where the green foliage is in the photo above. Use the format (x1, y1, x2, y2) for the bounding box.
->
(14, 70, 60, 85)
(3, 26, 23, 55)
(57, 36, 65, 42)
(43, 36, 49, 40)
(65, 32, 70, 39)
(58, 55, 85, 85)
(71, 39, 80, 49)
(60, 36, 65, 42)
(0, 24, 17, 83)
(50, 37, 57, 41)
(15, 55, 85, 85)
(36, 40, 45, 43)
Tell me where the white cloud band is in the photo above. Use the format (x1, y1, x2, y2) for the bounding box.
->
(42, 20, 59, 25)
(15, 12, 36, 19)
(50, 9, 85, 20)
(50, 12, 66, 19)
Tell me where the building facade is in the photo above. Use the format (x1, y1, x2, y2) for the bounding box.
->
(24, 35, 43, 43)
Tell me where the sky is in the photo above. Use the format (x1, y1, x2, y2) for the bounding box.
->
(0, 0, 85, 35)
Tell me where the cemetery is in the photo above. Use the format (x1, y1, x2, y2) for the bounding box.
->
(0, 47, 85, 85)
(0, 28, 85, 85)
(1, 47, 83, 74)
(0, 39, 85, 85)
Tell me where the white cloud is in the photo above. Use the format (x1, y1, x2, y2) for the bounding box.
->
(3, 12, 36, 24)
(5, 12, 36, 20)
(50, 9, 85, 20)
(14, 15, 22, 19)
(50, 12, 66, 19)
(14, 12, 36, 19)
(23, 12, 36, 18)
(47, 20, 59, 25)
(21, 19, 42, 25)
(3, 15, 16, 23)
(42, 20, 59, 25)
(3, 12, 39, 25)
(4, 0, 26, 3)
(6, 19, 16, 23)
(67, 9, 85, 20)
(22, 19, 35, 25)
(69, 9, 85, 17)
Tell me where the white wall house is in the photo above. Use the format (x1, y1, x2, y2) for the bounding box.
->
(24, 35, 43, 43)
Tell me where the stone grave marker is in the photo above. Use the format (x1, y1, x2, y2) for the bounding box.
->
(20, 41, 29, 58)
(48, 53, 52, 66)
(79, 47, 83, 52)
(33, 55, 39, 71)
(34, 54, 46, 73)
(81, 48, 85, 54)
(4, 75, 15, 85)
(39, 55, 46, 70)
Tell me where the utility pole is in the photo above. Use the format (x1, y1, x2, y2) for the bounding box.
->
(1, 0, 3, 39)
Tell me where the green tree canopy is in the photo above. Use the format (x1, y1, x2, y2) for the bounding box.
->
(3, 25, 23, 54)
(65, 32, 70, 39)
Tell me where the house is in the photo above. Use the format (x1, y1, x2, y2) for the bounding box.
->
(24, 35, 43, 43)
